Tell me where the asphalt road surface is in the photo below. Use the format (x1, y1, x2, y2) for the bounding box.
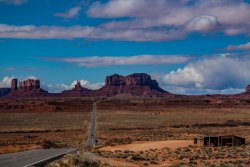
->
(85, 102, 97, 147)
(0, 148, 77, 167)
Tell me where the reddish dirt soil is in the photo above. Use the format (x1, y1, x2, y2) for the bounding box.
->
(100, 140, 193, 152)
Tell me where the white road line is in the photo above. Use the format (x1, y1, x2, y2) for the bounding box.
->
(23, 148, 77, 167)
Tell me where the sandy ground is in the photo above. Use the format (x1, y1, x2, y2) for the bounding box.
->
(100, 140, 193, 152)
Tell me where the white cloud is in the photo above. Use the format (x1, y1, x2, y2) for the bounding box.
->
(226, 42, 250, 51)
(48, 55, 191, 67)
(185, 15, 219, 32)
(163, 55, 250, 90)
(0, 24, 93, 39)
(87, 0, 173, 18)
(45, 80, 104, 93)
(0, 24, 186, 41)
(0, 0, 27, 5)
(55, 7, 81, 19)
(88, 0, 250, 36)
(0, 76, 14, 88)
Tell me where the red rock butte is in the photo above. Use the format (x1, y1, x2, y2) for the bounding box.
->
(94, 73, 168, 97)
(8, 78, 48, 97)
(61, 80, 93, 97)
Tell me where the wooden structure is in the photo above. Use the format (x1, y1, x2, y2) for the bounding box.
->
(194, 135, 245, 147)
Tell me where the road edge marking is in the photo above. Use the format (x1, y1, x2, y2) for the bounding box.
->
(23, 148, 78, 167)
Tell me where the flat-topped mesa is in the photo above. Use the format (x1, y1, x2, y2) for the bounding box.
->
(18, 79, 40, 91)
(246, 85, 250, 93)
(61, 80, 93, 97)
(96, 73, 169, 96)
(7, 78, 48, 97)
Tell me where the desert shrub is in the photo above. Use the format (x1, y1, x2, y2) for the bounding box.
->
(72, 156, 100, 167)
(42, 140, 61, 149)
(131, 154, 145, 161)
(169, 162, 186, 167)
(219, 162, 230, 167)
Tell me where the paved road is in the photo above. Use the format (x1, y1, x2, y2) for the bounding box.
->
(85, 102, 97, 147)
(0, 148, 77, 167)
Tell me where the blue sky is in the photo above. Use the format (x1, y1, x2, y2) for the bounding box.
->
(0, 0, 250, 94)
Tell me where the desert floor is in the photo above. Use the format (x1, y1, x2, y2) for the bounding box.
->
(0, 98, 250, 166)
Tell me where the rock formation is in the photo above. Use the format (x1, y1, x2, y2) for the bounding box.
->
(246, 85, 250, 94)
(18, 79, 40, 91)
(8, 78, 48, 97)
(94, 73, 169, 97)
(11, 79, 17, 91)
(61, 80, 93, 97)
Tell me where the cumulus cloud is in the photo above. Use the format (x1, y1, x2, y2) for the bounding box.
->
(46, 55, 191, 67)
(226, 42, 250, 51)
(163, 55, 250, 90)
(0, 0, 27, 5)
(0, 76, 14, 88)
(46, 80, 104, 93)
(55, 7, 81, 19)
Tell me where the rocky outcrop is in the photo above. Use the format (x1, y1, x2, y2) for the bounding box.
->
(11, 79, 17, 91)
(61, 81, 93, 97)
(94, 73, 169, 97)
(18, 79, 40, 91)
(246, 85, 250, 94)
(8, 78, 48, 97)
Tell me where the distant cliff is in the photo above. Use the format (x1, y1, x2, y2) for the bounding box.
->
(94, 73, 169, 97)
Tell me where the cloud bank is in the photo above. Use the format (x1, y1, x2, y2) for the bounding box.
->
(162, 55, 250, 92)
(0, 0, 249, 41)
(47, 55, 191, 67)
(226, 42, 250, 51)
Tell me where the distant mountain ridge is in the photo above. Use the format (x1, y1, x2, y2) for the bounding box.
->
(0, 73, 250, 98)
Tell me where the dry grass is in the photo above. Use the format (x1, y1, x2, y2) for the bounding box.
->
(97, 145, 250, 166)
(96, 106, 250, 146)
(0, 112, 90, 154)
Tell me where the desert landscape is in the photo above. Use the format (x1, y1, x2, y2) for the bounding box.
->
(0, 74, 250, 166)
(1, 1, 250, 166)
